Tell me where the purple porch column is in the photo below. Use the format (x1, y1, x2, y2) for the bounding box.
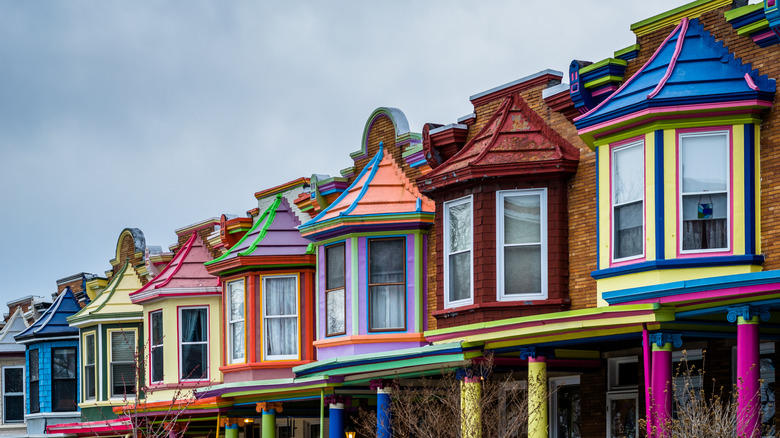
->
(648, 333, 679, 436)
(728, 305, 769, 438)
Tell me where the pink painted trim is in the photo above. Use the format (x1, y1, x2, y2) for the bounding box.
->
(621, 280, 780, 306)
(675, 126, 734, 258)
(647, 18, 690, 100)
(736, 322, 761, 437)
(579, 100, 772, 135)
(594, 109, 756, 141)
(643, 326, 653, 436)
(154, 232, 197, 289)
(591, 85, 618, 98)
(609, 136, 647, 268)
(148, 308, 163, 385)
(575, 19, 687, 122)
(744, 73, 760, 92)
(752, 30, 775, 42)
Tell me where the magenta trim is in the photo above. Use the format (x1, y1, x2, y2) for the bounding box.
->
(648, 18, 689, 100)
(591, 85, 618, 98)
(744, 73, 760, 92)
(752, 30, 775, 42)
(622, 281, 780, 306)
(643, 326, 653, 436)
(575, 19, 687, 122)
(736, 322, 761, 437)
(651, 348, 673, 434)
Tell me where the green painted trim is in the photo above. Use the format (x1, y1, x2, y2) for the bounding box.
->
(222, 382, 341, 398)
(725, 2, 763, 21)
(294, 341, 466, 373)
(303, 353, 469, 379)
(583, 75, 624, 89)
(346, 364, 467, 385)
(737, 18, 769, 35)
(340, 166, 356, 177)
(239, 195, 281, 256)
(425, 303, 663, 337)
(308, 229, 424, 247)
(68, 261, 129, 323)
(351, 236, 359, 336)
(614, 44, 641, 58)
(414, 233, 423, 333)
(227, 227, 252, 235)
(401, 144, 424, 158)
(631, 0, 730, 33)
(206, 194, 281, 265)
(591, 115, 763, 147)
(579, 58, 627, 75)
(209, 263, 315, 278)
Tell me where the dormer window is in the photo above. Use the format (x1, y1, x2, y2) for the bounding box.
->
(612, 141, 644, 262)
(680, 130, 729, 253)
(444, 196, 473, 307)
(368, 238, 406, 332)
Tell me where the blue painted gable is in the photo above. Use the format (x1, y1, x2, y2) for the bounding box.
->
(15, 287, 81, 342)
(575, 18, 775, 130)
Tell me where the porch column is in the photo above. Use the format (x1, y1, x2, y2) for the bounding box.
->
(649, 333, 680, 436)
(325, 395, 350, 438)
(371, 380, 392, 438)
(460, 376, 482, 438)
(224, 423, 239, 438)
(257, 402, 284, 438)
(728, 305, 769, 438)
(528, 357, 548, 438)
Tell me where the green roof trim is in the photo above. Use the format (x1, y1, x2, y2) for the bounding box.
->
(724, 2, 763, 21)
(737, 18, 769, 35)
(583, 75, 625, 89)
(68, 260, 128, 323)
(631, 0, 730, 32)
(614, 44, 641, 58)
(205, 194, 282, 266)
(579, 58, 627, 75)
(401, 143, 424, 158)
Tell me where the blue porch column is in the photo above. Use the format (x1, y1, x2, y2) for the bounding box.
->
(371, 380, 392, 438)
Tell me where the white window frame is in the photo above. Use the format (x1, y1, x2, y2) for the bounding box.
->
(611, 140, 645, 263)
(496, 188, 548, 301)
(149, 311, 163, 384)
(606, 391, 639, 438)
(608, 356, 639, 391)
(443, 195, 474, 308)
(2, 366, 24, 424)
(178, 306, 209, 381)
(262, 275, 300, 361)
(678, 130, 731, 254)
(549, 375, 580, 438)
(108, 329, 137, 400)
(226, 279, 246, 365)
(83, 332, 96, 401)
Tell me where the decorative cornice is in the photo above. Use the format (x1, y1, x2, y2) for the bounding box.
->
(726, 305, 770, 323)
(630, 0, 731, 37)
(256, 402, 284, 413)
(648, 332, 683, 348)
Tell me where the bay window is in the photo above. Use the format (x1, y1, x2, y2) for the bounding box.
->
(180, 307, 208, 380)
(368, 238, 406, 331)
(263, 276, 299, 360)
(29, 349, 39, 413)
(612, 141, 644, 261)
(84, 332, 96, 400)
(680, 131, 729, 252)
(52, 347, 77, 411)
(3, 366, 23, 423)
(325, 243, 346, 336)
(227, 279, 245, 364)
(150, 311, 163, 383)
(110, 331, 136, 397)
(444, 197, 473, 307)
(497, 189, 547, 300)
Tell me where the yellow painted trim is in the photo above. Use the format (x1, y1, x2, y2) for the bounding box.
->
(651, 343, 672, 352)
(738, 316, 759, 325)
(663, 129, 677, 260)
(755, 124, 762, 254)
(630, 0, 732, 37)
(596, 264, 762, 294)
(732, 124, 746, 256)
(598, 146, 611, 269)
(486, 323, 663, 350)
(645, 133, 656, 262)
(81, 331, 97, 403)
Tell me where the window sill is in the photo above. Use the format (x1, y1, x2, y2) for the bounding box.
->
(433, 299, 570, 319)
(219, 360, 315, 373)
(313, 333, 425, 348)
(147, 381, 212, 391)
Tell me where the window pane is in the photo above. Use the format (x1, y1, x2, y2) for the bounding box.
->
(30, 381, 39, 413)
(182, 308, 207, 343)
(609, 397, 637, 437)
(555, 385, 581, 438)
(503, 246, 542, 295)
(230, 282, 244, 321)
(30, 351, 38, 380)
(182, 344, 208, 379)
(53, 348, 77, 379)
(326, 288, 345, 335)
(265, 317, 298, 357)
(86, 365, 96, 399)
(681, 134, 727, 193)
(111, 332, 136, 362)
(326, 244, 345, 290)
(86, 334, 95, 365)
(614, 144, 644, 204)
(448, 202, 472, 252)
(503, 195, 541, 245)
(231, 322, 244, 360)
(5, 395, 23, 422)
(448, 252, 471, 302)
(369, 239, 405, 284)
(4, 368, 22, 394)
(151, 347, 163, 383)
(265, 277, 297, 317)
(152, 312, 163, 345)
(614, 201, 643, 259)
(112, 363, 136, 396)
(370, 285, 405, 330)
(53, 379, 77, 411)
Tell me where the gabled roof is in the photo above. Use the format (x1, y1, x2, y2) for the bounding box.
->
(15, 287, 81, 343)
(206, 195, 314, 273)
(0, 309, 27, 352)
(575, 17, 775, 138)
(130, 232, 220, 304)
(67, 261, 144, 327)
(299, 143, 435, 241)
(418, 92, 579, 192)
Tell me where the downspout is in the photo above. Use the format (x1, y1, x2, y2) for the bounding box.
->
(643, 324, 652, 437)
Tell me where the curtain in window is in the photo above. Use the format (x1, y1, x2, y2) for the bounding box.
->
(613, 144, 644, 259)
(369, 239, 405, 330)
(230, 283, 245, 361)
(326, 288, 345, 335)
(370, 284, 405, 329)
(181, 308, 208, 379)
(265, 277, 298, 357)
(681, 133, 728, 251)
(448, 202, 472, 302)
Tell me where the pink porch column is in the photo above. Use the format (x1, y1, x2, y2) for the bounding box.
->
(648, 333, 679, 437)
(728, 305, 769, 438)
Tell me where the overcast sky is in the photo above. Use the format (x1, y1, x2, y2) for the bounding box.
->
(0, 1, 685, 304)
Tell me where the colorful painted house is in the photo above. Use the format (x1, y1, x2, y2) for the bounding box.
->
(128, 218, 224, 437)
(0, 308, 29, 436)
(14, 287, 82, 435)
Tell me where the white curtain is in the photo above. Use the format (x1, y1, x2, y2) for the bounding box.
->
(265, 277, 298, 357)
(370, 285, 405, 329)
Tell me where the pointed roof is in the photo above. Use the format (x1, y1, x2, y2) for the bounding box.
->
(299, 143, 435, 241)
(0, 309, 28, 352)
(16, 287, 81, 343)
(67, 260, 144, 328)
(206, 195, 315, 274)
(575, 17, 775, 143)
(418, 93, 579, 192)
(130, 232, 221, 304)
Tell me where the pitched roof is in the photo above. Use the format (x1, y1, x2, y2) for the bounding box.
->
(206, 195, 313, 272)
(418, 92, 579, 192)
(67, 261, 144, 327)
(299, 143, 435, 240)
(0, 309, 27, 352)
(575, 17, 775, 134)
(130, 231, 220, 304)
(15, 287, 81, 343)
